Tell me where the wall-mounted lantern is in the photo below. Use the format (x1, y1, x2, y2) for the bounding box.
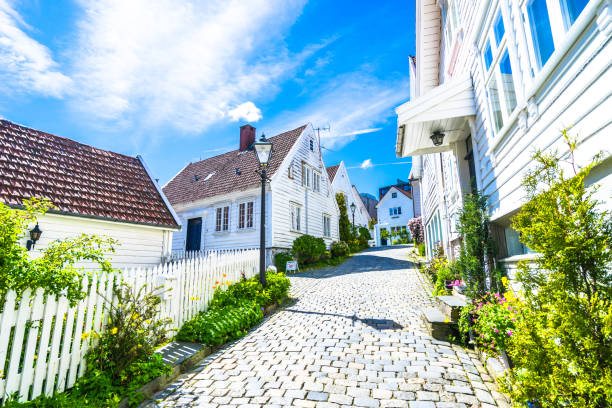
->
(430, 130, 445, 146)
(26, 223, 42, 250)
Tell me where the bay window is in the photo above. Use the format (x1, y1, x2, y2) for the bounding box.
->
(482, 9, 517, 133)
(524, 0, 590, 70)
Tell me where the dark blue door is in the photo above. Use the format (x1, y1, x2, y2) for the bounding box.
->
(186, 218, 202, 251)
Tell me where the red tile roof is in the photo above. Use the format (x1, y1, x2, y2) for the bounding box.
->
(163, 125, 307, 206)
(0, 120, 179, 228)
(326, 165, 339, 182)
(394, 187, 413, 200)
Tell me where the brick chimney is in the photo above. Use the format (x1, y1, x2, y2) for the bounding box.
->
(239, 124, 256, 151)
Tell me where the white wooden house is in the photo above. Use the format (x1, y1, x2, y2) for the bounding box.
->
(163, 124, 340, 263)
(374, 186, 415, 246)
(0, 120, 181, 268)
(395, 0, 611, 277)
(326, 161, 371, 229)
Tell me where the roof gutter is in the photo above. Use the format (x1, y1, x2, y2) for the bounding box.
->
(138, 155, 182, 229)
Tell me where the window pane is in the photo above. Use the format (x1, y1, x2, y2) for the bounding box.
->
(493, 12, 505, 45)
(247, 202, 253, 228)
(239, 203, 245, 229)
(562, 0, 589, 26)
(484, 41, 493, 71)
(488, 75, 504, 132)
(527, 0, 555, 67)
(499, 50, 517, 116)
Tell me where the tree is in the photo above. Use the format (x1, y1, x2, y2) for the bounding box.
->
(456, 190, 498, 299)
(368, 217, 377, 230)
(336, 193, 352, 242)
(500, 132, 612, 406)
(407, 217, 424, 244)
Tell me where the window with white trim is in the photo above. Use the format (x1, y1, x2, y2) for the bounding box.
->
(290, 203, 302, 232)
(391, 192, 397, 198)
(215, 206, 230, 232)
(301, 163, 312, 188)
(323, 214, 331, 237)
(309, 139, 314, 151)
(482, 8, 517, 133)
(389, 207, 402, 217)
(443, 0, 459, 48)
(313, 171, 320, 192)
(238, 201, 254, 229)
(524, 0, 589, 70)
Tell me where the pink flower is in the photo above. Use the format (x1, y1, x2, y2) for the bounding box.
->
(507, 330, 513, 336)
(494, 328, 499, 333)
(512, 318, 516, 322)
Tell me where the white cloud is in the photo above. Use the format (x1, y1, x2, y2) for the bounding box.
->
(69, 0, 309, 132)
(264, 71, 409, 149)
(0, 0, 71, 97)
(228, 101, 262, 122)
(360, 158, 373, 169)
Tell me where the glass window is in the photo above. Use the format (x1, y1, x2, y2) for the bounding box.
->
(392, 192, 397, 198)
(499, 50, 517, 116)
(323, 215, 331, 237)
(527, 0, 555, 67)
(561, 0, 589, 27)
(493, 12, 505, 45)
(239, 202, 253, 229)
(216, 206, 229, 231)
(488, 76, 504, 132)
(484, 41, 493, 70)
(291, 204, 301, 231)
(309, 139, 314, 151)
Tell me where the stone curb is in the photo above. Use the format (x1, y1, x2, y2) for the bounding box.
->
(119, 298, 289, 408)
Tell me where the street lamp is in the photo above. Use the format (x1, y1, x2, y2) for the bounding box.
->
(350, 202, 356, 235)
(253, 134, 273, 287)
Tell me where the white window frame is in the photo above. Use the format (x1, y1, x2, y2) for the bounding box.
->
(391, 192, 397, 198)
(238, 200, 254, 230)
(521, 0, 590, 72)
(215, 205, 230, 232)
(323, 214, 331, 237)
(481, 6, 518, 134)
(290, 203, 302, 232)
(389, 207, 402, 217)
(313, 171, 320, 192)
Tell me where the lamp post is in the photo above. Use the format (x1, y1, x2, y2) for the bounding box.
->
(252, 134, 273, 287)
(350, 202, 356, 235)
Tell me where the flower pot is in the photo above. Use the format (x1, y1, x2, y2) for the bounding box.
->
(500, 349, 514, 369)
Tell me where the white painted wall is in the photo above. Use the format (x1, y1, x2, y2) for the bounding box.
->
(23, 213, 174, 269)
(329, 161, 370, 228)
(404, 0, 612, 260)
(375, 187, 415, 246)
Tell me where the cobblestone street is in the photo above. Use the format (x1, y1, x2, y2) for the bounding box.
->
(149, 246, 509, 408)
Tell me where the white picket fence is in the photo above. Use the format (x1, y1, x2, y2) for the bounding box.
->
(0, 248, 259, 403)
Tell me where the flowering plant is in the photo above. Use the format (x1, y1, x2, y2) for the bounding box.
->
(470, 278, 522, 354)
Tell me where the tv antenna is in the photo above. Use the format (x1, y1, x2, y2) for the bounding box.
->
(314, 125, 330, 160)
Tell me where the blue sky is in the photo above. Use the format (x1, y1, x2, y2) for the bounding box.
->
(0, 0, 415, 197)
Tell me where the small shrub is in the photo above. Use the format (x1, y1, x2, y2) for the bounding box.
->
(357, 227, 371, 249)
(348, 239, 361, 253)
(176, 300, 263, 345)
(336, 193, 352, 242)
(265, 272, 291, 304)
(330, 241, 349, 258)
(86, 282, 171, 385)
(417, 243, 426, 256)
(274, 251, 294, 272)
(432, 263, 456, 296)
(292, 235, 325, 265)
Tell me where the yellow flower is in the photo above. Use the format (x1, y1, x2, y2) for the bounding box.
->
(81, 332, 90, 340)
(501, 276, 509, 288)
(222, 273, 227, 278)
(138, 344, 142, 348)
(110, 327, 118, 335)
(444, 318, 450, 323)
(145, 319, 151, 324)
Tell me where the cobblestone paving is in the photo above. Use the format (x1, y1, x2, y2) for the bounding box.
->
(148, 246, 510, 408)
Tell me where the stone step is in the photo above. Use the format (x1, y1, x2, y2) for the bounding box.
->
(421, 307, 455, 341)
(436, 295, 467, 321)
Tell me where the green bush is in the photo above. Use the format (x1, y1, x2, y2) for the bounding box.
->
(456, 190, 499, 299)
(177, 271, 290, 345)
(498, 133, 612, 407)
(176, 300, 263, 344)
(356, 226, 371, 249)
(292, 235, 325, 265)
(348, 239, 361, 253)
(274, 251, 294, 272)
(432, 263, 456, 296)
(330, 241, 349, 258)
(417, 243, 426, 256)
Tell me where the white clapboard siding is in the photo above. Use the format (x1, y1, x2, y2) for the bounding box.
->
(0, 248, 258, 403)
